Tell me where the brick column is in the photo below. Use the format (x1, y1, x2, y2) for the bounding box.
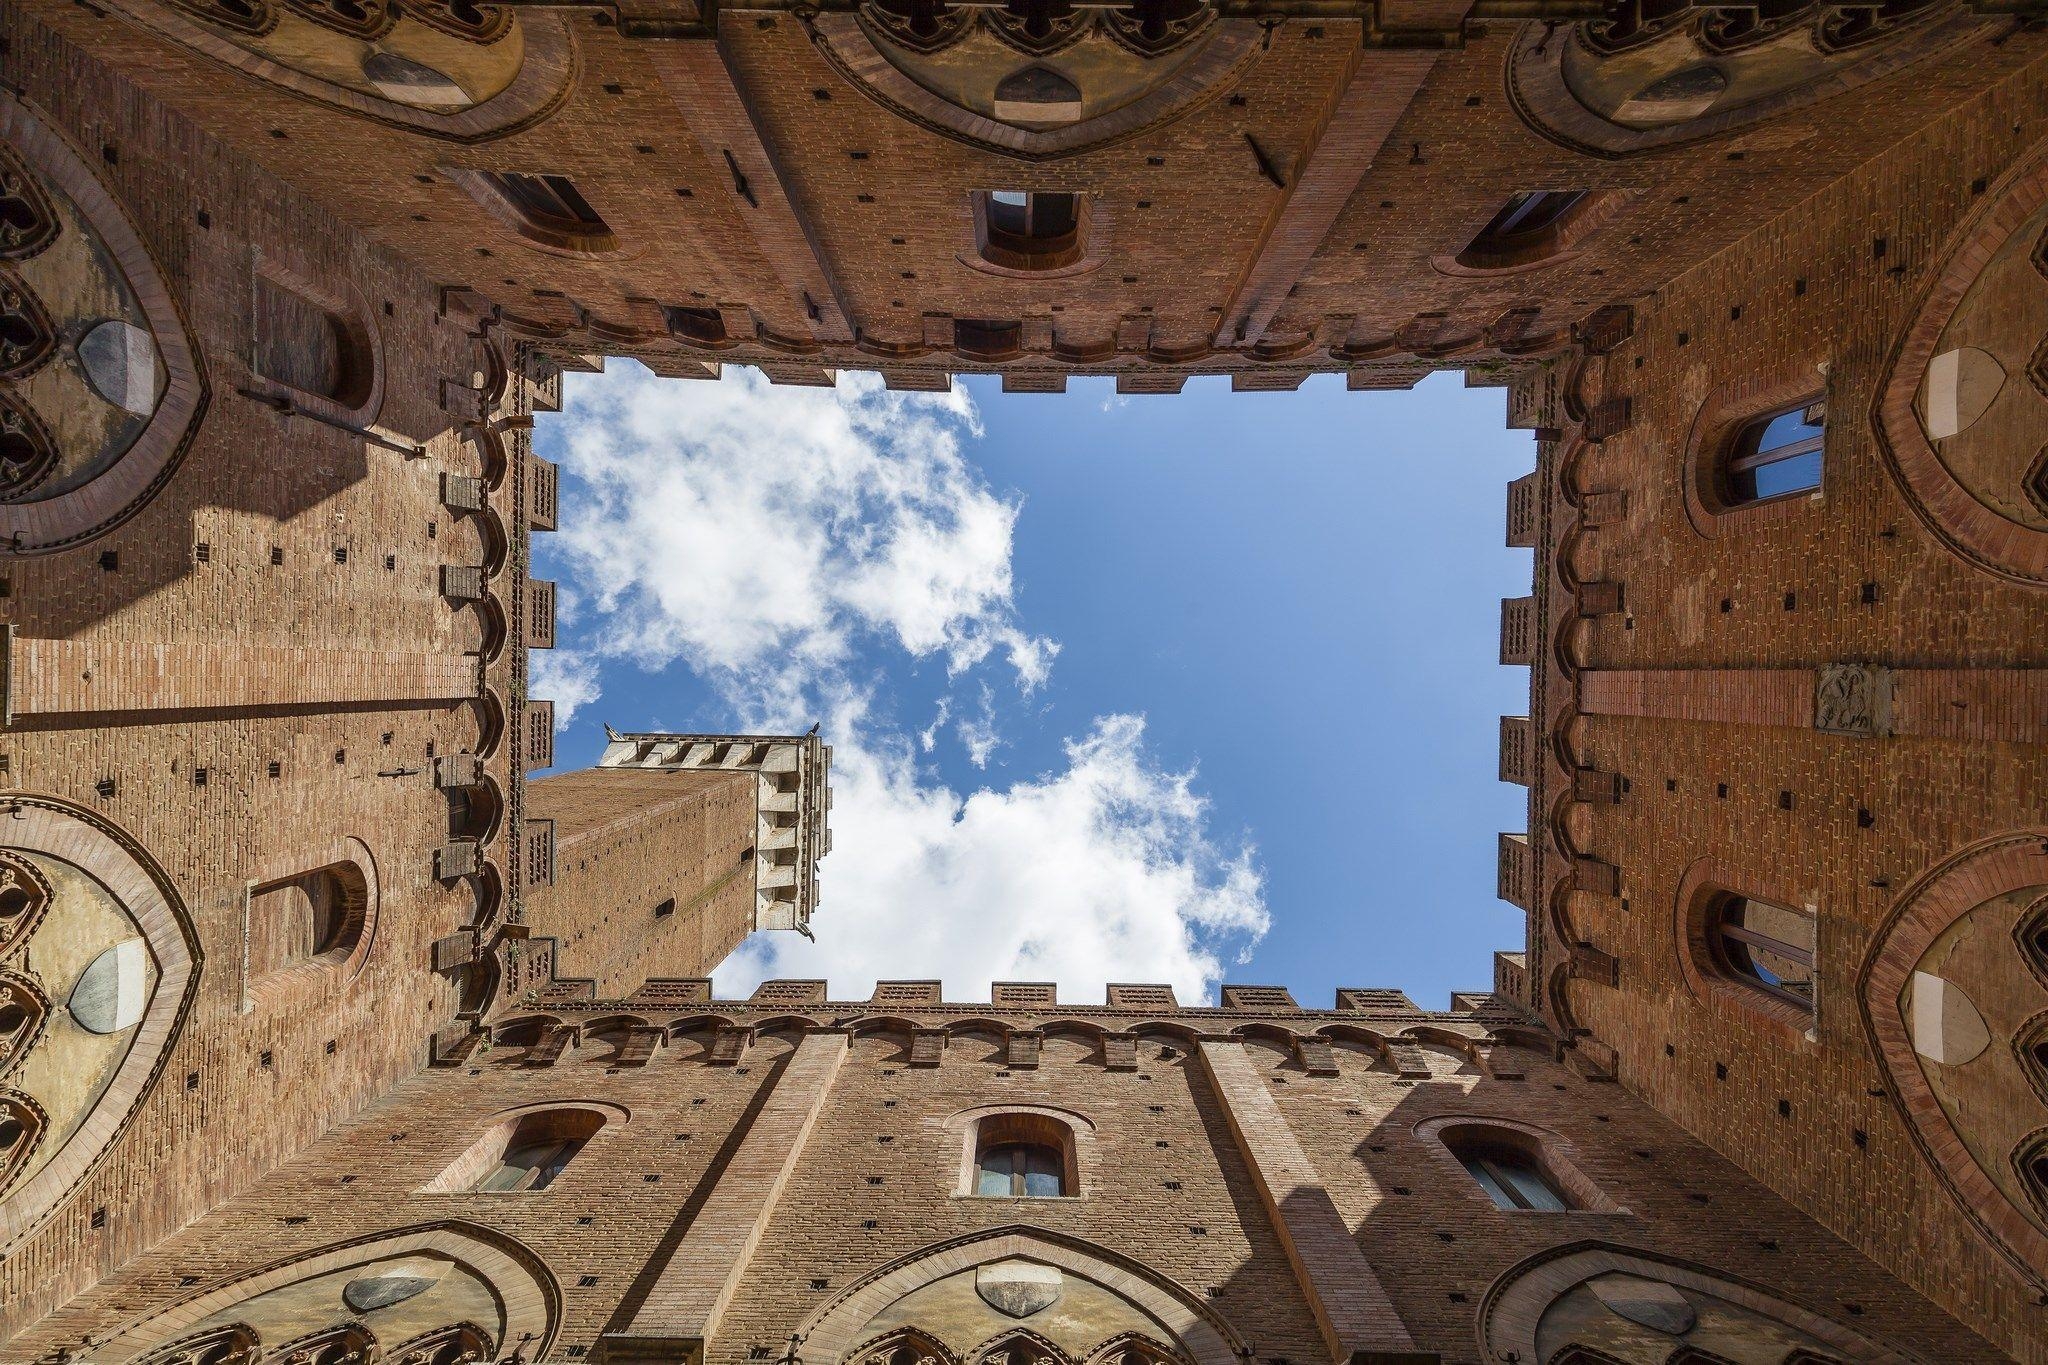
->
(607, 1030, 849, 1362)
(2, 635, 478, 722)
(1214, 50, 1438, 347)
(1195, 1041, 1434, 1365)
(643, 34, 856, 346)
(1578, 666, 2048, 743)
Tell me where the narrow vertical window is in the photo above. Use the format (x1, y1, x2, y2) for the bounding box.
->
(1708, 894, 1816, 1011)
(1455, 190, 1595, 269)
(1722, 398, 1825, 505)
(974, 190, 1086, 271)
(974, 1141, 1065, 1197)
(1448, 1136, 1572, 1211)
(466, 172, 618, 254)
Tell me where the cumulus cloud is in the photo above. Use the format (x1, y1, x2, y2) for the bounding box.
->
(530, 648, 601, 727)
(540, 361, 1267, 1003)
(720, 708, 1267, 1004)
(548, 364, 1053, 703)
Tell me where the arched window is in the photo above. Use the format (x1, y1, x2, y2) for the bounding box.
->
(252, 275, 374, 408)
(268, 1324, 376, 1365)
(967, 1111, 1077, 1197)
(471, 1109, 603, 1192)
(2018, 1132, 2048, 1224)
(247, 863, 368, 983)
(137, 1324, 261, 1365)
(474, 172, 617, 253)
(974, 191, 1085, 272)
(1441, 1126, 1573, 1211)
(977, 1141, 1065, 1197)
(1455, 190, 1592, 270)
(1705, 894, 1815, 1012)
(1722, 397, 1825, 506)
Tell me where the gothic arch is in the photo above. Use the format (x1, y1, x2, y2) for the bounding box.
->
(797, 1227, 1241, 1365)
(1506, 5, 1997, 158)
(94, 0, 576, 141)
(1477, 1242, 1928, 1364)
(846, 1327, 959, 1365)
(0, 96, 207, 555)
(93, 1222, 557, 1362)
(966, 1329, 1071, 1365)
(0, 796, 199, 1250)
(1875, 145, 2048, 587)
(807, 10, 1261, 162)
(1859, 832, 2048, 1290)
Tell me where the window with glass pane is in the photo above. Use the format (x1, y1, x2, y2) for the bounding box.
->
(974, 1141, 1065, 1197)
(1710, 895, 1816, 1010)
(1474, 190, 1586, 248)
(476, 1132, 585, 1191)
(482, 172, 608, 232)
(1723, 398, 1825, 505)
(1455, 1144, 1570, 1211)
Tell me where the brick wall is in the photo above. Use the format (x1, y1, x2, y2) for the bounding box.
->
(524, 769, 760, 996)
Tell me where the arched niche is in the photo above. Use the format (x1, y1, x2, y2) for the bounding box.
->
(1860, 833, 2048, 1289)
(98, 0, 575, 141)
(0, 97, 206, 555)
(1875, 151, 2048, 587)
(240, 837, 380, 1011)
(0, 799, 198, 1251)
(96, 1223, 557, 1363)
(800, 1227, 1240, 1365)
(1479, 1243, 1928, 1364)
(1507, 5, 1997, 158)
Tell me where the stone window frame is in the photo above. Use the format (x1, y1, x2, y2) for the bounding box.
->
(237, 836, 380, 1014)
(944, 1103, 1093, 1201)
(418, 1099, 629, 1196)
(1413, 1114, 1628, 1216)
(92, 0, 576, 140)
(443, 168, 623, 258)
(1861, 833, 2048, 1290)
(1431, 189, 1629, 277)
(962, 191, 1107, 280)
(92, 1223, 556, 1362)
(245, 252, 386, 430)
(0, 798, 199, 1251)
(1478, 1243, 1922, 1365)
(2015, 1009, 2048, 1109)
(1680, 366, 1832, 539)
(1673, 858, 1823, 1044)
(0, 96, 206, 556)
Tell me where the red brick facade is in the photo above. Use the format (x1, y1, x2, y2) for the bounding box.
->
(1, 0, 2045, 1361)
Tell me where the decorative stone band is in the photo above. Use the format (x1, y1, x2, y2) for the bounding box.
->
(0, 634, 481, 724)
(608, 1031, 848, 1359)
(1195, 1041, 1431, 1364)
(1577, 666, 2048, 744)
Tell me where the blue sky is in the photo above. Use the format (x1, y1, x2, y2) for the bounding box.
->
(531, 364, 1533, 1009)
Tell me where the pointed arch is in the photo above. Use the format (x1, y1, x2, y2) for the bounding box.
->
(966, 1328, 1072, 1365)
(796, 1227, 1241, 1365)
(845, 1327, 959, 1365)
(95, 1222, 557, 1363)
(1080, 1333, 1190, 1365)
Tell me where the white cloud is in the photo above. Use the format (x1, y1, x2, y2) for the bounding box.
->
(720, 707, 1267, 1005)
(548, 363, 1051, 703)
(539, 361, 1268, 1003)
(529, 648, 601, 728)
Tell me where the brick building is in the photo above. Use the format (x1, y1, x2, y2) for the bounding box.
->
(0, 0, 2045, 1361)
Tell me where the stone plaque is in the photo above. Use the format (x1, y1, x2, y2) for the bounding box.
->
(1587, 1272, 1697, 1336)
(975, 1260, 1061, 1318)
